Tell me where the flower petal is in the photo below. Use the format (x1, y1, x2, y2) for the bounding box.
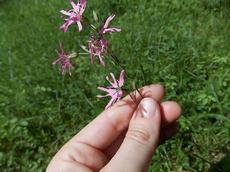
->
(80, 0, 87, 6)
(98, 87, 110, 93)
(76, 21, 83, 32)
(98, 54, 105, 66)
(118, 70, 125, 87)
(102, 28, 121, 34)
(60, 10, 72, 16)
(70, 0, 80, 13)
(103, 14, 115, 29)
(105, 97, 116, 109)
(60, 20, 74, 32)
(79, 0, 87, 15)
(52, 57, 62, 65)
(97, 94, 108, 98)
(110, 72, 118, 88)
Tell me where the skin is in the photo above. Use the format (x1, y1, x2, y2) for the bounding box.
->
(47, 84, 181, 172)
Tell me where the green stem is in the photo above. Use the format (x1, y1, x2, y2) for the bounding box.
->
(108, 50, 144, 101)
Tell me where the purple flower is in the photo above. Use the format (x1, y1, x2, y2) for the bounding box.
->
(97, 70, 125, 109)
(100, 14, 121, 34)
(88, 37, 108, 66)
(52, 44, 73, 75)
(60, 0, 87, 32)
(87, 15, 121, 66)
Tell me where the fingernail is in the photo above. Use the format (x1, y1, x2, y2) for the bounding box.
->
(136, 98, 157, 118)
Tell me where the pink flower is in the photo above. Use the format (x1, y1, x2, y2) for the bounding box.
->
(88, 14, 121, 66)
(100, 14, 121, 34)
(88, 37, 108, 66)
(97, 70, 125, 109)
(60, 0, 87, 32)
(52, 44, 73, 75)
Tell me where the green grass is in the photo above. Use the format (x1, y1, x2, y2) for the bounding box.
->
(0, 0, 230, 171)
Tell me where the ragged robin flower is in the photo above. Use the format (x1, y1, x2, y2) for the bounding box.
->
(97, 70, 125, 109)
(88, 14, 121, 66)
(60, 0, 87, 32)
(88, 37, 108, 66)
(52, 44, 74, 75)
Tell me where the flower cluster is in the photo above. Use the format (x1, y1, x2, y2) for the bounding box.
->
(53, 0, 125, 109)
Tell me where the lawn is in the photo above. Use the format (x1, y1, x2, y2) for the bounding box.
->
(0, 0, 229, 171)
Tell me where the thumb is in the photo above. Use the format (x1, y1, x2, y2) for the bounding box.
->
(102, 98, 161, 172)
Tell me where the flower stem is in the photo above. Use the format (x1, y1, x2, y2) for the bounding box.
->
(108, 50, 144, 101)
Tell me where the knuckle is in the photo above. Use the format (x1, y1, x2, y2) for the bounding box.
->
(126, 128, 151, 145)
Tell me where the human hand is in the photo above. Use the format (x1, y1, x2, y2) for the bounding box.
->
(46, 84, 181, 172)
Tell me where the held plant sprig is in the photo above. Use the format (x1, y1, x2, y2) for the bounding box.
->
(53, 0, 142, 109)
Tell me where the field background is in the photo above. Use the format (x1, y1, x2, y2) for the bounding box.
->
(0, 0, 230, 171)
